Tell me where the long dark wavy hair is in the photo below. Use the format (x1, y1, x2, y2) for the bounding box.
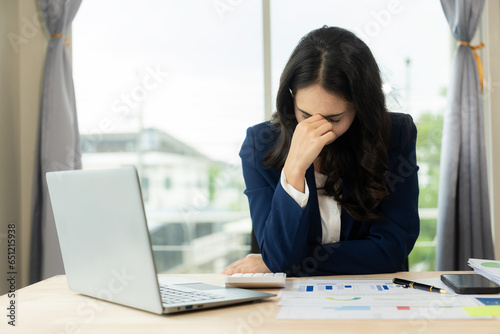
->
(263, 26, 391, 222)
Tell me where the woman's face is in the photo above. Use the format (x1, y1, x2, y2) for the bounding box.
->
(293, 83, 356, 140)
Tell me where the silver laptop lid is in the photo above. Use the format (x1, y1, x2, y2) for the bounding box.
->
(46, 167, 164, 314)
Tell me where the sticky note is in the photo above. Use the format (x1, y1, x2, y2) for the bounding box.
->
(462, 306, 500, 317)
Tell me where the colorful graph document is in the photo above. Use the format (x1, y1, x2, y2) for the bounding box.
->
(469, 258, 500, 285)
(277, 278, 500, 320)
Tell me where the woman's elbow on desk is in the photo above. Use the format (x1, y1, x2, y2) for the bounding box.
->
(260, 243, 317, 276)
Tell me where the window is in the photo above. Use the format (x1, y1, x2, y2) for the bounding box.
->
(269, 0, 449, 271)
(74, 0, 449, 273)
(73, 0, 263, 273)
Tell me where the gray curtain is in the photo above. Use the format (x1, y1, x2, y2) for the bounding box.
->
(436, 0, 494, 271)
(30, 0, 82, 283)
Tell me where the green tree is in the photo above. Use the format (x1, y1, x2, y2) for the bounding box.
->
(208, 165, 221, 202)
(415, 112, 443, 208)
(409, 111, 444, 271)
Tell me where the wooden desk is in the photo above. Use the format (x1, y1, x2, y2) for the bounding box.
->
(1, 272, 499, 333)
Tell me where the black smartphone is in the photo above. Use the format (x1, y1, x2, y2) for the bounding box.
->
(441, 274, 500, 294)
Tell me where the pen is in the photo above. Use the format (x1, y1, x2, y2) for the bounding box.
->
(392, 278, 447, 294)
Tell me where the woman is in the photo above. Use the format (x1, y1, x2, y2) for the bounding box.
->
(223, 26, 419, 276)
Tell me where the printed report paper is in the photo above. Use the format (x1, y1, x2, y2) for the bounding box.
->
(277, 278, 500, 320)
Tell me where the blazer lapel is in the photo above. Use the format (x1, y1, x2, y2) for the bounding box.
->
(305, 165, 322, 243)
(340, 174, 355, 240)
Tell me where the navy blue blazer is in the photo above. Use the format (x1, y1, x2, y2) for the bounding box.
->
(239, 113, 420, 276)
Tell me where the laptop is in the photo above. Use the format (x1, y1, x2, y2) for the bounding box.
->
(46, 167, 274, 314)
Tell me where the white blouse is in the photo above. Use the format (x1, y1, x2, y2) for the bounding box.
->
(280, 170, 341, 244)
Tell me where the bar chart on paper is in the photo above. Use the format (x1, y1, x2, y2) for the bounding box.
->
(277, 279, 500, 320)
(297, 281, 403, 293)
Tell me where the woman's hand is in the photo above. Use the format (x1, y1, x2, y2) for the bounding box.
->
(222, 254, 271, 275)
(284, 114, 336, 191)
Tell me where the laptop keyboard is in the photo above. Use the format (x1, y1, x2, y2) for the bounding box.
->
(159, 284, 223, 305)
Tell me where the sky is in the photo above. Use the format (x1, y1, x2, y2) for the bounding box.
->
(72, 0, 451, 163)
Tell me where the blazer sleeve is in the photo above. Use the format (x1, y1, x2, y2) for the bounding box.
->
(239, 125, 315, 272)
(304, 115, 420, 275)
(240, 116, 420, 276)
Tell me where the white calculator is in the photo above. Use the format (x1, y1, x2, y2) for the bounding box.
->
(224, 273, 286, 288)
